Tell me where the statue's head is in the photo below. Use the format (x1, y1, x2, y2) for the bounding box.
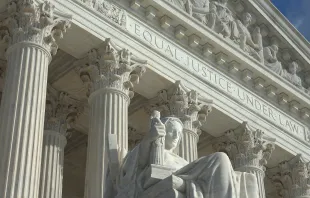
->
(271, 44, 279, 53)
(242, 12, 252, 25)
(289, 61, 298, 74)
(161, 117, 183, 151)
(80, 71, 91, 83)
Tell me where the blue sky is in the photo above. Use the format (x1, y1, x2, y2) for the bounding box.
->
(272, 0, 310, 42)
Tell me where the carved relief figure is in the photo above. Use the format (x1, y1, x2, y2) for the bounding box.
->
(97, 0, 127, 28)
(283, 61, 303, 88)
(190, 0, 210, 25)
(167, 0, 187, 11)
(115, 112, 259, 198)
(263, 44, 284, 75)
(304, 74, 310, 95)
(236, 13, 263, 62)
(208, 0, 238, 39)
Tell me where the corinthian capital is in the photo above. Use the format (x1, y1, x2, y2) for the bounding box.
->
(0, 0, 71, 55)
(268, 154, 310, 198)
(147, 81, 212, 134)
(214, 122, 276, 171)
(76, 38, 146, 98)
(45, 86, 83, 136)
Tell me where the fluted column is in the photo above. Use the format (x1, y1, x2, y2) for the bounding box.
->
(148, 81, 212, 162)
(214, 122, 276, 198)
(0, 1, 70, 197)
(80, 40, 145, 197)
(40, 131, 67, 198)
(268, 154, 310, 198)
(39, 89, 81, 198)
(179, 129, 200, 162)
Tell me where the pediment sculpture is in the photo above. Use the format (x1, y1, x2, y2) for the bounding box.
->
(166, 0, 308, 94)
(282, 61, 303, 89)
(167, 0, 188, 11)
(263, 44, 284, 76)
(112, 111, 259, 198)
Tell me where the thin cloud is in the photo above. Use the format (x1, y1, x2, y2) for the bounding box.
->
(277, 0, 310, 41)
(293, 18, 305, 29)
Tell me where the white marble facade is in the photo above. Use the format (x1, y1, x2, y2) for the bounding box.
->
(0, 0, 310, 198)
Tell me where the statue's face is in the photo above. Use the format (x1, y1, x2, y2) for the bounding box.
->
(289, 62, 298, 74)
(243, 13, 252, 25)
(81, 74, 90, 83)
(165, 120, 183, 150)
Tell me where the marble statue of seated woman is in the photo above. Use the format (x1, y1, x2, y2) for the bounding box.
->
(115, 112, 259, 198)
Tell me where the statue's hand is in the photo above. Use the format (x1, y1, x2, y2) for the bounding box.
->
(148, 118, 166, 142)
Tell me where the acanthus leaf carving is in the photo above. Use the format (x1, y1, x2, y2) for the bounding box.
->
(76, 38, 146, 98)
(268, 154, 310, 198)
(0, 0, 71, 55)
(213, 121, 276, 171)
(45, 86, 84, 136)
(146, 80, 212, 134)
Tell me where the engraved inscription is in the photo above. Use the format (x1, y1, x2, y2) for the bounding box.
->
(127, 19, 309, 142)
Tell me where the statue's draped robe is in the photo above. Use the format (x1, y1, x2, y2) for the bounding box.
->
(116, 145, 259, 198)
(263, 46, 284, 76)
(167, 0, 186, 11)
(282, 71, 303, 88)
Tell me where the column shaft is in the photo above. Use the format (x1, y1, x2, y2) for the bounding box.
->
(85, 89, 129, 197)
(39, 130, 67, 198)
(179, 129, 199, 162)
(0, 44, 50, 198)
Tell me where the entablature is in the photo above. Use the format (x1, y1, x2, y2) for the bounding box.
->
(103, 0, 310, 123)
(53, 0, 310, 156)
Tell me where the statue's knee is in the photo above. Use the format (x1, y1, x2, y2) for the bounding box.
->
(213, 152, 230, 163)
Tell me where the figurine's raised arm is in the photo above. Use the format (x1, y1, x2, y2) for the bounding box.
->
(138, 111, 166, 168)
